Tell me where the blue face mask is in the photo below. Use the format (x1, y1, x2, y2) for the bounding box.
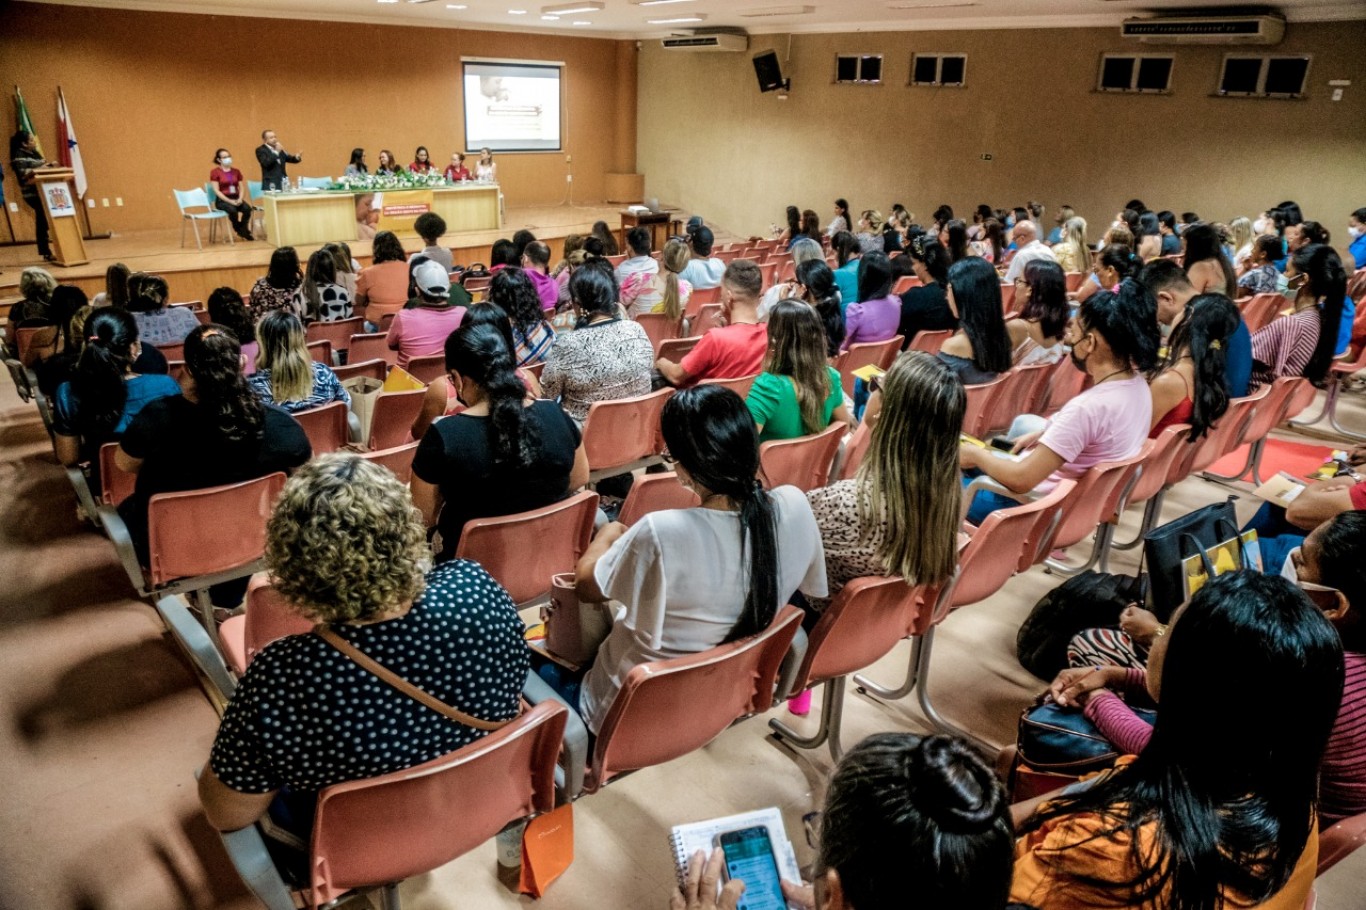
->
(1005, 215, 1016, 229)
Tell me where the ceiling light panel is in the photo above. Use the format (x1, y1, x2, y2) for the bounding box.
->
(739, 5, 815, 16)
(542, 1, 604, 13)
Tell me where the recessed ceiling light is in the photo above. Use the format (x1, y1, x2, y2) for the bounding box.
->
(508, 8, 528, 13)
(542, 1, 604, 13)
(446, 2, 467, 7)
(541, 13, 559, 19)
(634, 0, 698, 5)
(378, 0, 399, 5)
(572, 19, 591, 24)
(646, 14, 706, 23)
(886, 0, 978, 7)
(738, 5, 814, 16)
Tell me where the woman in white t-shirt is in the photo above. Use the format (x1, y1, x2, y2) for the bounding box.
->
(572, 384, 827, 733)
(959, 280, 1159, 526)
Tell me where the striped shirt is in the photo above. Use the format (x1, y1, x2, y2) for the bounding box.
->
(1249, 308, 1321, 391)
(1321, 651, 1366, 826)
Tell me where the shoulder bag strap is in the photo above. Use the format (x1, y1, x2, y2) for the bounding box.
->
(314, 625, 511, 732)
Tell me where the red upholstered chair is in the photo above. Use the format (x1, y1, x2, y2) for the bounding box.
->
(1291, 344, 1366, 442)
(833, 336, 903, 397)
(617, 472, 700, 526)
(907, 329, 952, 354)
(1109, 423, 1195, 553)
(404, 353, 446, 384)
(1239, 293, 1284, 333)
(656, 336, 699, 363)
(978, 362, 1051, 437)
(349, 332, 396, 366)
(770, 577, 938, 761)
(359, 441, 420, 483)
(759, 421, 846, 492)
(581, 387, 674, 482)
(892, 275, 921, 294)
(961, 374, 1010, 438)
(1204, 376, 1302, 484)
(834, 420, 872, 481)
(636, 312, 683, 353)
(306, 317, 364, 364)
(571, 607, 802, 795)
(368, 388, 425, 450)
(293, 402, 349, 456)
(698, 374, 759, 398)
(306, 339, 333, 365)
(1318, 810, 1366, 875)
(219, 575, 312, 675)
(217, 698, 568, 910)
(454, 490, 599, 607)
(332, 358, 388, 384)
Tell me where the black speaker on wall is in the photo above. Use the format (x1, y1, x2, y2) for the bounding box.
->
(753, 51, 787, 93)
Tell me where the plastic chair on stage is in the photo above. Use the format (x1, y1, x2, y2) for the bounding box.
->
(770, 576, 937, 762)
(854, 482, 1076, 752)
(306, 317, 364, 365)
(359, 441, 421, 483)
(833, 336, 902, 397)
(759, 421, 846, 492)
(534, 607, 802, 798)
(216, 696, 568, 910)
(404, 354, 446, 384)
(293, 402, 349, 455)
(454, 490, 599, 607)
(582, 387, 674, 483)
(101, 473, 286, 636)
(175, 187, 232, 250)
(368, 388, 425, 450)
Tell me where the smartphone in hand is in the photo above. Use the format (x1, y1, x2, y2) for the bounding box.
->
(717, 826, 787, 910)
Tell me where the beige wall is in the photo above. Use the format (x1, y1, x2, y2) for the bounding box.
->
(638, 22, 1366, 248)
(0, 2, 635, 234)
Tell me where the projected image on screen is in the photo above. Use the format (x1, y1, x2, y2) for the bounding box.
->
(463, 61, 563, 152)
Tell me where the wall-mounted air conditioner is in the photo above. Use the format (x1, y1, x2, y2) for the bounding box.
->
(1121, 15, 1285, 45)
(661, 33, 749, 53)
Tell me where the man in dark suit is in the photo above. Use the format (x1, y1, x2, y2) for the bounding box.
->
(255, 129, 301, 191)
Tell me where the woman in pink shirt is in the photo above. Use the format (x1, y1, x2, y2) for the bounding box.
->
(355, 231, 410, 330)
(959, 280, 1159, 525)
(840, 251, 901, 350)
(388, 261, 467, 369)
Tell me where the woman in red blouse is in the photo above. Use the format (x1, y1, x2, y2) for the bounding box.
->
(410, 146, 433, 174)
(444, 152, 472, 182)
(209, 148, 253, 240)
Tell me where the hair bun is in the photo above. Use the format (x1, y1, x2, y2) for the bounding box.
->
(904, 735, 1006, 833)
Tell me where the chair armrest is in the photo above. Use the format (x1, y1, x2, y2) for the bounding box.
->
(772, 626, 809, 703)
(522, 670, 588, 803)
(155, 596, 237, 702)
(64, 464, 103, 528)
(960, 474, 1033, 522)
(98, 504, 149, 594)
(217, 824, 298, 910)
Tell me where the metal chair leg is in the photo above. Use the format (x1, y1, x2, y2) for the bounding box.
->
(1044, 528, 1105, 577)
(1291, 382, 1337, 430)
(769, 676, 846, 763)
(854, 632, 927, 701)
(1203, 438, 1260, 484)
(379, 883, 401, 910)
(1113, 489, 1166, 550)
(911, 630, 993, 755)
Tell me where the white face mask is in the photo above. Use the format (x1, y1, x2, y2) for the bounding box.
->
(1280, 548, 1301, 583)
(1350, 225, 1364, 239)
(1253, 217, 1268, 234)
(220, 156, 233, 166)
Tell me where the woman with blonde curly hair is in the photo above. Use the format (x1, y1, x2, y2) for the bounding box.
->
(198, 452, 531, 839)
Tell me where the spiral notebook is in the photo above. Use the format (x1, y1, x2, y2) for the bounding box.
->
(668, 807, 802, 894)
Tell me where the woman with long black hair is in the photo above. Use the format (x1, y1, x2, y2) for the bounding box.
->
(1006, 259, 1070, 366)
(573, 385, 827, 733)
(937, 257, 1013, 384)
(793, 259, 846, 358)
(841, 251, 900, 350)
(827, 198, 851, 237)
(51, 308, 180, 466)
(1182, 223, 1238, 297)
(1251, 243, 1349, 390)
(940, 218, 970, 264)
(1149, 294, 1237, 440)
(831, 231, 863, 310)
(411, 323, 587, 561)
(1014, 571, 1341, 910)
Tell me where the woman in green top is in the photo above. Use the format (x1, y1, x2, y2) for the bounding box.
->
(746, 299, 853, 441)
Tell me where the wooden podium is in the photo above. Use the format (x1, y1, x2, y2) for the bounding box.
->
(33, 168, 89, 266)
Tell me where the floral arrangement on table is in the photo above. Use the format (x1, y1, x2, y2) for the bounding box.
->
(334, 171, 461, 191)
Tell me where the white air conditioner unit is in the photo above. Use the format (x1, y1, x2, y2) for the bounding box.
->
(1121, 15, 1285, 45)
(661, 34, 749, 53)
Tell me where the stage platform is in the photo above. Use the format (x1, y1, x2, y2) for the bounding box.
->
(0, 202, 669, 306)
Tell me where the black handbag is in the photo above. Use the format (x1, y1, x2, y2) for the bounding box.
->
(1017, 697, 1157, 777)
(1141, 497, 1241, 620)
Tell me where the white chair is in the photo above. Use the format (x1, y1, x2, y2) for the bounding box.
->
(175, 187, 232, 250)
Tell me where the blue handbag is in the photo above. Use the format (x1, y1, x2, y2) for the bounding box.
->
(1017, 698, 1156, 776)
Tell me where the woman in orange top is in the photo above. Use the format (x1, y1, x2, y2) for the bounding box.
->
(354, 231, 409, 330)
(1012, 571, 1342, 910)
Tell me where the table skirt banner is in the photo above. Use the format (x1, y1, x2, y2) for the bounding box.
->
(373, 189, 434, 239)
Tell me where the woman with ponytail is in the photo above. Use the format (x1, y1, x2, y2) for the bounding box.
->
(675, 732, 1015, 910)
(51, 308, 180, 466)
(573, 385, 826, 734)
(632, 235, 693, 320)
(791, 259, 845, 358)
(1251, 243, 1349, 390)
(247, 311, 350, 413)
(1149, 294, 1237, 440)
(116, 324, 310, 582)
(411, 323, 587, 561)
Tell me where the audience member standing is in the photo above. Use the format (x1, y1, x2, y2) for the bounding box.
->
(9, 130, 55, 261)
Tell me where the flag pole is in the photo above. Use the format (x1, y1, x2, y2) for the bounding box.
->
(57, 84, 109, 242)
(1, 86, 28, 247)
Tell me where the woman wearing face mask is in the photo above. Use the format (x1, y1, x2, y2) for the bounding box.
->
(209, 148, 253, 240)
(959, 281, 1158, 526)
(1347, 207, 1366, 270)
(1249, 243, 1349, 391)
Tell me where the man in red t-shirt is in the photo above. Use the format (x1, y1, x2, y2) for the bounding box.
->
(657, 260, 768, 386)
